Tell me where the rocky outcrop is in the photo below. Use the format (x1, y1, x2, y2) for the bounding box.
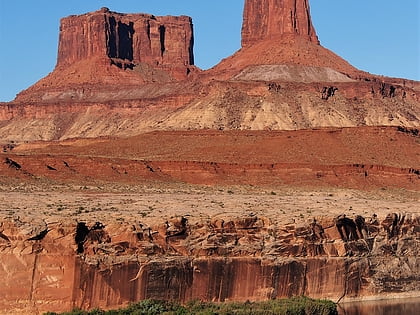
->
(242, 0, 319, 47)
(0, 212, 418, 314)
(207, 0, 365, 80)
(1, 2, 419, 140)
(57, 7, 194, 79)
(11, 8, 197, 104)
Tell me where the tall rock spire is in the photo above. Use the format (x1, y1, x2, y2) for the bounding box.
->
(241, 0, 319, 47)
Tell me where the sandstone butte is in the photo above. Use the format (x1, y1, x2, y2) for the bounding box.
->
(0, 1, 419, 141)
(0, 0, 419, 314)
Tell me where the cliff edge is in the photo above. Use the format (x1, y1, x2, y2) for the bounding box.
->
(0, 210, 418, 314)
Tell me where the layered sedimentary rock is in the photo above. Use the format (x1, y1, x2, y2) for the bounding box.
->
(209, 0, 360, 80)
(0, 3, 419, 314)
(1, 78, 419, 142)
(0, 1, 419, 141)
(0, 212, 418, 314)
(241, 0, 319, 47)
(10, 8, 197, 104)
(1, 126, 419, 190)
(57, 7, 194, 79)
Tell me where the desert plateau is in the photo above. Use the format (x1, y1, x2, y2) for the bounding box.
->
(0, 0, 419, 314)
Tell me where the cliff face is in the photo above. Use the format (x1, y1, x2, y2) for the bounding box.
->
(57, 8, 194, 79)
(0, 212, 418, 314)
(241, 0, 319, 47)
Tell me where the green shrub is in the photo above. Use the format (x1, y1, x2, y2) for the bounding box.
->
(44, 297, 337, 315)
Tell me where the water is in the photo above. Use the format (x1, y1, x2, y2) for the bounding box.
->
(338, 297, 420, 315)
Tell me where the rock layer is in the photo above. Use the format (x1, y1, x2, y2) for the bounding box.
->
(242, 0, 319, 47)
(1, 79, 419, 142)
(1, 127, 419, 190)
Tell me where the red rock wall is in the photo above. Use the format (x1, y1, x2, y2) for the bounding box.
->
(57, 8, 194, 78)
(71, 257, 360, 308)
(0, 213, 418, 314)
(57, 12, 108, 67)
(241, 0, 319, 47)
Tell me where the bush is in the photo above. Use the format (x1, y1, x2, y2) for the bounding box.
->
(44, 297, 337, 315)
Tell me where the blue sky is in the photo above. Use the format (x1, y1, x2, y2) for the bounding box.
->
(0, 0, 419, 101)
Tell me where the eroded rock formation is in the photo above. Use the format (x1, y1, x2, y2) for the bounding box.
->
(0, 212, 418, 314)
(57, 7, 194, 79)
(241, 0, 319, 47)
(0, 1, 419, 141)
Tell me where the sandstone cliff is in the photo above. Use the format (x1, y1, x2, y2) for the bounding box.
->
(13, 7, 196, 103)
(241, 0, 319, 47)
(58, 7, 194, 77)
(1, 126, 419, 314)
(58, 8, 194, 69)
(207, 0, 361, 81)
(0, 211, 418, 314)
(0, 2, 419, 314)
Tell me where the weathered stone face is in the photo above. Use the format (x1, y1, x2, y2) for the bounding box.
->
(57, 8, 194, 78)
(1, 212, 419, 314)
(241, 0, 319, 47)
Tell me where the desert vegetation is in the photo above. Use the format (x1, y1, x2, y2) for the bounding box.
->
(44, 297, 338, 315)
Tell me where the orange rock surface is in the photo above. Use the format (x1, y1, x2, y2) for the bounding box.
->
(0, 1, 419, 141)
(57, 8, 195, 79)
(0, 207, 418, 314)
(241, 0, 319, 47)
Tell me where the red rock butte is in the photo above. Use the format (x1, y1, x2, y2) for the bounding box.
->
(0, 0, 419, 141)
(241, 0, 319, 47)
(209, 0, 364, 80)
(57, 7, 195, 80)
